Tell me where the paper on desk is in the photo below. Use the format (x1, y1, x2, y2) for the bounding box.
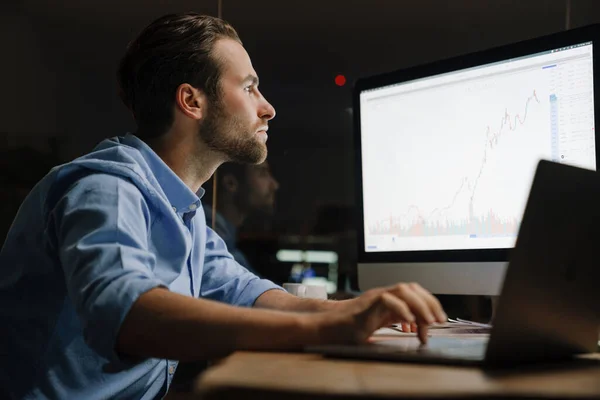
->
(389, 321, 485, 330)
(374, 322, 492, 338)
(373, 322, 461, 336)
(373, 327, 413, 336)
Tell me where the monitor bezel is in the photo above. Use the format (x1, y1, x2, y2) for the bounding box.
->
(354, 24, 600, 264)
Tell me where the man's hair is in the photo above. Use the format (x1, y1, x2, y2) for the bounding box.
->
(117, 12, 241, 139)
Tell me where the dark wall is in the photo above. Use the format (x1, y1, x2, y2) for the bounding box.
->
(2, 0, 600, 239)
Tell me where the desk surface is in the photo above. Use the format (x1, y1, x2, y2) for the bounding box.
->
(193, 334, 600, 400)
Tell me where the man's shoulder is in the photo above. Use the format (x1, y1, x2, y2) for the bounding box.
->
(70, 139, 151, 183)
(58, 169, 140, 196)
(51, 140, 166, 209)
(40, 166, 151, 221)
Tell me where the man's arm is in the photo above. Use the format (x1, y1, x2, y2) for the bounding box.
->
(254, 288, 343, 312)
(116, 287, 322, 361)
(199, 226, 283, 307)
(117, 282, 446, 360)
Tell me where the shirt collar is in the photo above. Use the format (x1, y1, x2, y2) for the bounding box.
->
(122, 133, 205, 213)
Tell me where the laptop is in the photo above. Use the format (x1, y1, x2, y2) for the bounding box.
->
(307, 160, 600, 367)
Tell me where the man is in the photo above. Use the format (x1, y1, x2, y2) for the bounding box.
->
(0, 13, 446, 399)
(203, 160, 279, 274)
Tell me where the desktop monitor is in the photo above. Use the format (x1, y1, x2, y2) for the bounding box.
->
(354, 24, 599, 295)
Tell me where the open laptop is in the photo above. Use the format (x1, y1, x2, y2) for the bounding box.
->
(307, 160, 600, 367)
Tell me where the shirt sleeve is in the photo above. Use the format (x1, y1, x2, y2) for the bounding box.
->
(50, 173, 165, 363)
(199, 226, 283, 307)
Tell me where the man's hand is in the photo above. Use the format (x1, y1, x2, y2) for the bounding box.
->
(315, 283, 446, 345)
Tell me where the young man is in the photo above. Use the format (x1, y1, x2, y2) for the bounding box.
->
(204, 160, 279, 274)
(0, 13, 446, 399)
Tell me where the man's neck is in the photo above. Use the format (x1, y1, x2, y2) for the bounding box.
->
(144, 129, 223, 194)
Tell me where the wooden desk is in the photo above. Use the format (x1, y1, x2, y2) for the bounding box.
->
(191, 333, 600, 400)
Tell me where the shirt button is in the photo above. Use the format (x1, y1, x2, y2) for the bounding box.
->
(172, 206, 177, 212)
(168, 365, 176, 375)
(189, 203, 197, 210)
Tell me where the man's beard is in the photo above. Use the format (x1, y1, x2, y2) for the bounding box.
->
(198, 98, 267, 164)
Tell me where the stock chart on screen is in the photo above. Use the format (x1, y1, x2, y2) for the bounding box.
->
(360, 42, 595, 252)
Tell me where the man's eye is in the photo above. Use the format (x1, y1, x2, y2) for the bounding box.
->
(244, 86, 253, 92)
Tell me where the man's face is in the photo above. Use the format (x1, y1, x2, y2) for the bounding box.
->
(236, 161, 280, 215)
(198, 38, 276, 164)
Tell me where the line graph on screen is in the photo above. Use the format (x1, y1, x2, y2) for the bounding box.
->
(368, 89, 542, 238)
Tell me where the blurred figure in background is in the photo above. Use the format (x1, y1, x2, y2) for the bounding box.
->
(204, 160, 279, 274)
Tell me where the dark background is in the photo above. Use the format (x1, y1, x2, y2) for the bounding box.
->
(2, 1, 599, 293)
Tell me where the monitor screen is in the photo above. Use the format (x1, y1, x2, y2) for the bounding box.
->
(359, 41, 595, 254)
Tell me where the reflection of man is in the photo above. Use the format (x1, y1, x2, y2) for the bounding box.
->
(0, 13, 446, 399)
(204, 161, 279, 274)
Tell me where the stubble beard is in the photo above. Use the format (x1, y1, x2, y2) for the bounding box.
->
(199, 97, 267, 165)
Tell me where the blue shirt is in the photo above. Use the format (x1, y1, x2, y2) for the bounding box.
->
(0, 134, 281, 399)
(203, 205, 255, 274)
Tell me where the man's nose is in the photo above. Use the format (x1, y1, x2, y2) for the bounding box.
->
(259, 94, 276, 121)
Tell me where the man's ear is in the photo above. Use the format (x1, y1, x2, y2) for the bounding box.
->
(174, 83, 205, 121)
(222, 173, 239, 194)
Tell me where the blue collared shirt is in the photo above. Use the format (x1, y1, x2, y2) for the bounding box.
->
(0, 134, 281, 399)
(203, 205, 255, 274)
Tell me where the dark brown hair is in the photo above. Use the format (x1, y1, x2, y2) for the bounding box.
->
(117, 12, 241, 139)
